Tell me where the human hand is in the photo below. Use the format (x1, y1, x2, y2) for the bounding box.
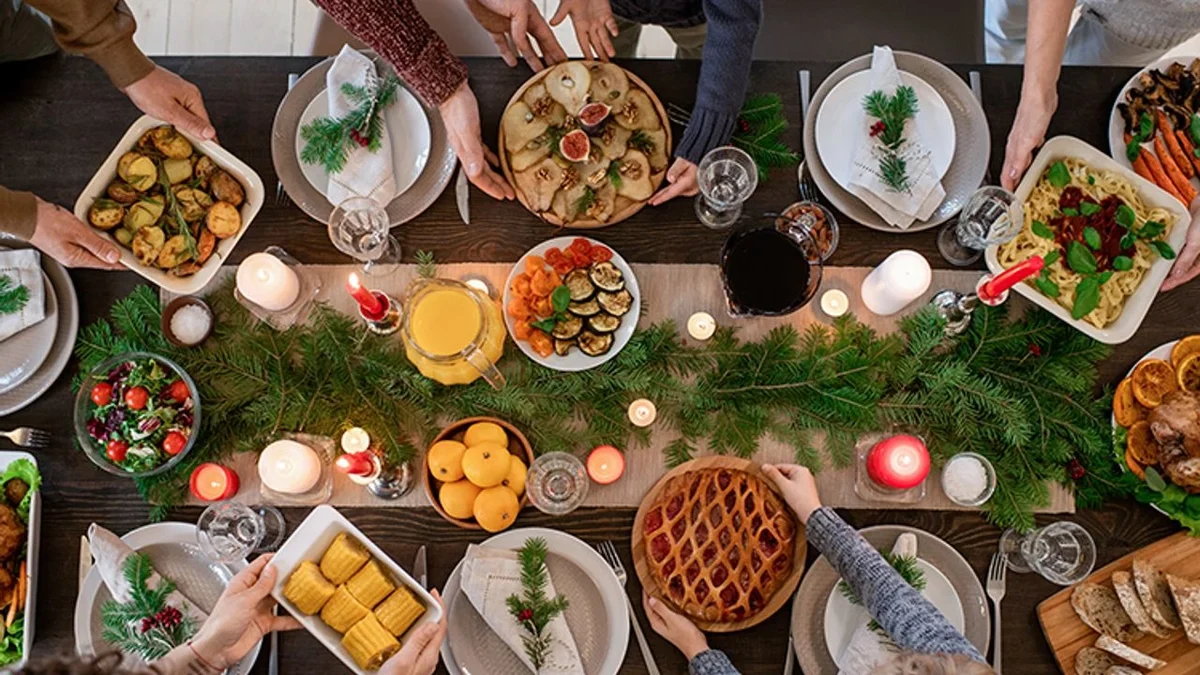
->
(464, 0, 567, 71)
(549, 0, 619, 61)
(439, 82, 515, 201)
(30, 198, 122, 269)
(1162, 200, 1200, 291)
(648, 158, 698, 206)
(761, 464, 821, 524)
(379, 590, 447, 675)
(1000, 89, 1057, 190)
(191, 554, 302, 670)
(122, 66, 216, 141)
(642, 591, 708, 661)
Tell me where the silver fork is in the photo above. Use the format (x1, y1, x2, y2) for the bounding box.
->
(0, 428, 49, 448)
(986, 552, 1007, 674)
(597, 541, 661, 675)
(798, 161, 820, 203)
(275, 72, 300, 207)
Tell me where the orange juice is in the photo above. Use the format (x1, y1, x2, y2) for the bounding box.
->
(409, 289, 483, 356)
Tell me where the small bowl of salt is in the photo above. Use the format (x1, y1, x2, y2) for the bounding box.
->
(162, 296, 214, 348)
(941, 452, 996, 507)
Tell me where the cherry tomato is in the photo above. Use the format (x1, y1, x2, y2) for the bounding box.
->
(569, 250, 591, 268)
(167, 380, 191, 403)
(106, 440, 129, 462)
(162, 431, 187, 456)
(124, 386, 149, 410)
(569, 237, 593, 254)
(90, 382, 113, 407)
(544, 247, 565, 264)
(590, 246, 613, 262)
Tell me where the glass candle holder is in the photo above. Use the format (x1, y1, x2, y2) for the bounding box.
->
(234, 246, 322, 331)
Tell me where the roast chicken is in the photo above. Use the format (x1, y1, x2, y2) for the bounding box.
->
(1149, 390, 1200, 492)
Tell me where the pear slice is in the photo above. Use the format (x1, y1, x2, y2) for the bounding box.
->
(594, 123, 632, 161)
(588, 63, 629, 106)
(615, 89, 661, 131)
(514, 157, 564, 212)
(642, 129, 670, 171)
(510, 134, 552, 172)
(522, 83, 567, 126)
(586, 183, 616, 222)
(544, 62, 592, 114)
(503, 101, 549, 153)
(615, 150, 654, 201)
(579, 157, 613, 190)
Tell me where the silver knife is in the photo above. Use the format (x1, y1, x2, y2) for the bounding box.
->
(783, 634, 794, 675)
(455, 166, 470, 225)
(269, 606, 279, 675)
(798, 70, 812, 124)
(414, 546, 427, 590)
(78, 535, 92, 588)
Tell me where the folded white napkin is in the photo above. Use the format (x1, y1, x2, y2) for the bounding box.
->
(837, 533, 918, 675)
(460, 544, 584, 675)
(848, 46, 945, 229)
(88, 524, 208, 627)
(325, 45, 398, 208)
(0, 249, 44, 342)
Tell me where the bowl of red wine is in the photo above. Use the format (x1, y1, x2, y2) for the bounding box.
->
(720, 218, 823, 317)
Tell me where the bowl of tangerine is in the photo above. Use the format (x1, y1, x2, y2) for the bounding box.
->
(422, 417, 533, 532)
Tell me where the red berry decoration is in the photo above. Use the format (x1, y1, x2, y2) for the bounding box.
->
(1066, 458, 1086, 481)
(518, 608, 534, 622)
(350, 129, 370, 148)
(1028, 343, 1043, 357)
(155, 606, 183, 630)
(140, 617, 155, 633)
(869, 120, 887, 138)
(737, 118, 751, 133)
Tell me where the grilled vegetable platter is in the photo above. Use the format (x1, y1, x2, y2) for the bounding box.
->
(503, 236, 640, 372)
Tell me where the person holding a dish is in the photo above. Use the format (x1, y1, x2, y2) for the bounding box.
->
(0, 0, 215, 270)
(642, 464, 993, 675)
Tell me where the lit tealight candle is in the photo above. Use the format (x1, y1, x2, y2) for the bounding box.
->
(820, 289, 849, 317)
(587, 445, 625, 484)
(687, 312, 716, 340)
(866, 434, 931, 490)
(189, 463, 239, 502)
(860, 250, 932, 316)
(627, 398, 657, 427)
(236, 252, 301, 311)
(341, 427, 372, 454)
(258, 440, 323, 494)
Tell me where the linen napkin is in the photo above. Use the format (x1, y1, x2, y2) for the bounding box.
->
(0, 249, 44, 342)
(460, 544, 584, 675)
(836, 533, 918, 675)
(88, 524, 208, 624)
(324, 45, 398, 208)
(847, 46, 946, 229)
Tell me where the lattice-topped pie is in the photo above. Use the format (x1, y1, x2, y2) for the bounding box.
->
(642, 467, 797, 623)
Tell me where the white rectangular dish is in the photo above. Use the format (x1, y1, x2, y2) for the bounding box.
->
(72, 115, 264, 295)
(0, 451, 39, 671)
(984, 135, 1191, 344)
(269, 505, 443, 675)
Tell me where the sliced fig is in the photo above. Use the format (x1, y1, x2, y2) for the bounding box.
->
(616, 149, 654, 201)
(589, 63, 629, 105)
(544, 62, 591, 113)
(615, 90, 661, 131)
(503, 101, 549, 153)
(513, 157, 563, 212)
(559, 129, 591, 163)
(579, 102, 611, 133)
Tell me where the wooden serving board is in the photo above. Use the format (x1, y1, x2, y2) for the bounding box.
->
(498, 61, 672, 229)
(631, 455, 807, 633)
(1037, 531, 1200, 674)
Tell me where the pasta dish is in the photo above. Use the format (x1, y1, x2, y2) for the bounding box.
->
(997, 158, 1177, 328)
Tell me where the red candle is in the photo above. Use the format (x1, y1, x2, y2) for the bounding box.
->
(866, 434, 930, 490)
(586, 445, 625, 485)
(189, 463, 239, 502)
(347, 273, 385, 318)
(336, 451, 377, 477)
(979, 256, 1045, 303)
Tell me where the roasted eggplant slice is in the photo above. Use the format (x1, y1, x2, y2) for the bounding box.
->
(588, 261, 625, 292)
(564, 268, 595, 302)
(577, 330, 613, 356)
(597, 289, 633, 316)
(550, 315, 583, 340)
(588, 313, 621, 333)
(568, 298, 602, 317)
(554, 339, 574, 356)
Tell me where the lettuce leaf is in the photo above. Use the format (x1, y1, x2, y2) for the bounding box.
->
(0, 459, 39, 522)
(0, 616, 25, 666)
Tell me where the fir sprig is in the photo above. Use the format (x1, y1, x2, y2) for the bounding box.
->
(0, 275, 29, 316)
(730, 93, 800, 181)
(415, 250, 437, 279)
(505, 538, 570, 670)
(838, 551, 926, 634)
(300, 74, 400, 174)
(100, 553, 197, 662)
(863, 86, 919, 191)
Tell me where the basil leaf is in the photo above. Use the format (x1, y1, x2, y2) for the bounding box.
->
(1087, 174, 1096, 185)
(550, 284, 572, 312)
(1043, 250, 1060, 266)
(1115, 204, 1136, 228)
(1098, 271, 1114, 285)
(1127, 140, 1142, 162)
(1139, 220, 1165, 238)
(1066, 241, 1098, 274)
(1062, 207, 1080, 217)
(1185, 494, 1200, 519)
(1071, 277, 1100, 319)
(531, 317, 557, 333)
(1120, 232, 1136, 250)
(1152, 240, 1177, 260)
(1046, 161, 1071, 188)
(1112, 255, 1134, 271)
(1031, 220, 1055, 239)
(1034, 276, 1060, 298)
(1083, 226, 1102, 249)
(1145, 466, 1168, 492)
(1080, 201, 1101, 216)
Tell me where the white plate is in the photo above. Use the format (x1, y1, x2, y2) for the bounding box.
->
(984, 136, 1191, 344)
(1112, 339, 1178, 517)
(268, 505, 443, 675)
(73, 522, 258, 675)
(73, 115, 264, 296)
(0, 267, 56, 396)
(815, 70, 955, 192)
(0, 451, 39, 670)
(1106, 54, 1200, 172)
(502, 237, 640, 372)
(295, 87, 431, 205)
(822, 558, 964, 666)
(439, 527, 630, 675)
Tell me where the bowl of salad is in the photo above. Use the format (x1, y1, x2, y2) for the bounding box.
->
(74, 352, 200, 477)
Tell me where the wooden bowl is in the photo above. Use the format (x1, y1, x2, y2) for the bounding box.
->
(631, 455, 807, 632)
(422, 416, 535, 530)
(161, 296, 214, 348)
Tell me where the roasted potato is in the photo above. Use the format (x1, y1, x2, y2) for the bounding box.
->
(136, 129, 157, 151)
(151, 126, 193, 159)
(174, 187, 214, 222)
(208, 170, 245, 207)
(194, 156, 218, 188)
(163, 158, 192, 185)
(194, 227, 216, 264)
(156, 234, 193, 269)
(117, 151, 139, 179)
(205, 201, 241, 239)
(131, 226, 166, 266)
(114, 228, 134, 247)
(88, 200, 125, 230)
(118, 154, 157, 192)
(123, 198, 164, 233)
(106, 181, 139, 204)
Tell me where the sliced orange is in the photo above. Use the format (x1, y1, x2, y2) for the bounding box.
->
(1113, 378, 1149, 427)
(1170, 334, 1200, 368)
(1126, 447, 1146, 480)
(1177, 353, 1200, 393)
(1131, 359, 1178, 409)
(1126, 420, 1160, 466)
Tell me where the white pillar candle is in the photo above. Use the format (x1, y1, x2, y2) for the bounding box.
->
(258, 440, 323, 494)
(819, 289, 849, 317)
(237, 253, 300, 311)
(860, 250, 932, 316)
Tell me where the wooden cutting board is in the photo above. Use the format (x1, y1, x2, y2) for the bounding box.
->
(1037, 531, 1200, 674)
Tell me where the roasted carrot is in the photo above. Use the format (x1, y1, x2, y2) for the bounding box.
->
(1140, 146, 1187, 204)
(1126, 132, 1158, 184)
(1155, 134, 1197, 203)
(1156, 110, 1194, 178)
(1176, 129, 1200, 175)
(16, 561, 25, 612)
(5, 585, 16, 627)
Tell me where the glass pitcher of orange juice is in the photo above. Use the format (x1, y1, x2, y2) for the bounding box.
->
(401, 278, 506, 388)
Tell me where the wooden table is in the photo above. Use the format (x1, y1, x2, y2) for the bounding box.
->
(0, 54, 1195, 675)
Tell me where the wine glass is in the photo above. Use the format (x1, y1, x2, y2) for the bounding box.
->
(937, 186, 1023, 266)
(999, 521, 1096, 585)
(695, 146, 758, 230)
(526, 452, 589, 516)
(196, 501, 286, 563)
(328, 196, 400, 275)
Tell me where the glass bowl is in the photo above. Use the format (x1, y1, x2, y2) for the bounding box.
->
(74, 351, 201, 478)
(941, 452, 996, 506)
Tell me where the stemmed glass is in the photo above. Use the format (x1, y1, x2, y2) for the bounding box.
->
(695, 146, 759, 230)
(196, 501, 287, 563)
(999, 521, 1096, 586)
(328, 196, 400, 275)
(937, 186, 1023, 266)
(525, 452, 589, 516)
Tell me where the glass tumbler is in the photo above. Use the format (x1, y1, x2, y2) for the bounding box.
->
(526, 452, 589, 516)
(695, 146, 758, 230)
(937, 186, 1023, 266)
(328, 196, 400, 275)
(196, 501, 286, 563)
(999, 521, 1096, 585)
